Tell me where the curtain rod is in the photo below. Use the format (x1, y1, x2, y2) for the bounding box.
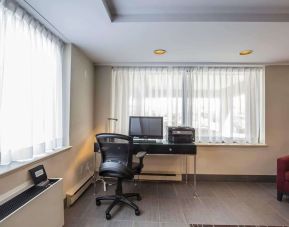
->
(16, 0, 69, 42)
(95, 62, 266, 68)
(112, 65, 265, 68)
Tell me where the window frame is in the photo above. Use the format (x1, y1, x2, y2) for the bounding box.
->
(111, 66, 265, 145)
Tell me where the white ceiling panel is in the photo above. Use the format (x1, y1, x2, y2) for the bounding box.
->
(22, 0, 289, 64)
(106, 0, 289, 22)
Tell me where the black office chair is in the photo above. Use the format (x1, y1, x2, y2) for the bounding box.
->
(95, 133, 146, 220)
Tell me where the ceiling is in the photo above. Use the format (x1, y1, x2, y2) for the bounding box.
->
(106, 0, 289, 22)
(22, 0, 289, 64)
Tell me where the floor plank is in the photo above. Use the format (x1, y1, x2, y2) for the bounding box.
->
(64, 181, 289, 227)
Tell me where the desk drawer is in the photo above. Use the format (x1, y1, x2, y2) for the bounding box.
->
(133, 144, 196, 155)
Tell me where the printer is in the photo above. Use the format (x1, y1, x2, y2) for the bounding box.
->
(168, 126, 195, 143)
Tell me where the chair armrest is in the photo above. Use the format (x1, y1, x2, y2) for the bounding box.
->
(277, 155, 289, 190)
(100, 161, 134, 179)
(136, 151, 147, 159)
(277, 155, 289, 172)
(136, 152, 147, 169)
(94, 143, 100, 153)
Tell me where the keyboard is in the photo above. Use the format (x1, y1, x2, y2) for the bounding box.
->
(133, 139, 157, 144)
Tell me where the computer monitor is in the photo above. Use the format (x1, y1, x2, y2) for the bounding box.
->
(129, 116, 163, 139)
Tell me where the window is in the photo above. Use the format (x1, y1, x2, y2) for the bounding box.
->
(111, 66, 265, 144)
(0, 0, 65, 165)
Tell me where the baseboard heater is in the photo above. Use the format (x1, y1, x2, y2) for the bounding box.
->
(0, 178, 64, 227)
(66, 175, 93, 207)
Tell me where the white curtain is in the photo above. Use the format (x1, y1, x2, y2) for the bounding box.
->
(0, 0, 64, 164)
(183, 67, 264, 144)
(111, 66, 264, 144)
(111, 67, 184, 137)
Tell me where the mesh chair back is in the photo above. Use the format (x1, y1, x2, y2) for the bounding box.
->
(95, 133, 133, 169)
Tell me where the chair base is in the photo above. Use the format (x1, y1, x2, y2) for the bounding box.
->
(96, 193, 141, 220)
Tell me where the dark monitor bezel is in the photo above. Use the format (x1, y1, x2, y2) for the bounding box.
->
(129, 116, 163, 139)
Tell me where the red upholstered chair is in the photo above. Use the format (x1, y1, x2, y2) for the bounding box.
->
(277, 155, 289, 201)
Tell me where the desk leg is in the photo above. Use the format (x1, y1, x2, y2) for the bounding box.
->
(94, 152, 97, 197)
(185, 155, 188, 184)
(193, 154, 198, 198)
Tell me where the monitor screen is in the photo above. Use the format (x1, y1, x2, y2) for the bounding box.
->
(129, 116, 163, 139)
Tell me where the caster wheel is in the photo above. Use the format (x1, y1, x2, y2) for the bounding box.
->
(135, 209, 141, 216)
(96, 200, 101, 206)
(106, 213, 111, 220)
(137, 195, 142, 201)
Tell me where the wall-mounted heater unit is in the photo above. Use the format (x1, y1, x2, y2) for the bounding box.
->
(0, 178, 64, 227)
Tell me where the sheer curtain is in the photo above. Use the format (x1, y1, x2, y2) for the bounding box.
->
(183, 67, 264, 144)
(111, 66, 264, 144)
(111, 67, 184, 137)
(0, 0, 64, 165)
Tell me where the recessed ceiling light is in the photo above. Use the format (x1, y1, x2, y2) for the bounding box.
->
(154, 49, 166, 55)
(240, 49, 253, 55)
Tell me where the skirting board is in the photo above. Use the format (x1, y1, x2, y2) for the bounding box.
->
(66, 176, 93, 207)
(94, 172, 275, 183)
(136, 173, 182, 181)
(183, 174, 276, 182)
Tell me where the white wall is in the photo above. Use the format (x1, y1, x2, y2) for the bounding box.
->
(94, 65, 289, 176)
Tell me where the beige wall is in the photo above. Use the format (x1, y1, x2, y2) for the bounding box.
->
(94, 65, 289, 175)
(94, 66, 112, 133)
(65, 45, 95, 190)
(0, 44, 95, 196)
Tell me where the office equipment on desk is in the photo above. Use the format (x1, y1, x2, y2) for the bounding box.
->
(129, 116, 163, 139)
(168, 126, 195, 143)
(95, 133, 147, 220)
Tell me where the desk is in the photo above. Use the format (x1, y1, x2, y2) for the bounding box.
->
(132, 141, 197, 195)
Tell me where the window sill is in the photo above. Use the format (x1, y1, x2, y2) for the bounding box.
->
(196, 143, 268, 147)
(0, 146, 72, 178)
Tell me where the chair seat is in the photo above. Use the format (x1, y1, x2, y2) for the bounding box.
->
(100, 161, 133, 179)
(285, 171, 289, 181)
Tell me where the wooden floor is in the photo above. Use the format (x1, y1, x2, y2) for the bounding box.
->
(64, 181, 289, 227)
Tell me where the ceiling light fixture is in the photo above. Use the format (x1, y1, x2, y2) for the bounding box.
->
(240, 49, 253, 55)
(154, 49, 166, 55)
